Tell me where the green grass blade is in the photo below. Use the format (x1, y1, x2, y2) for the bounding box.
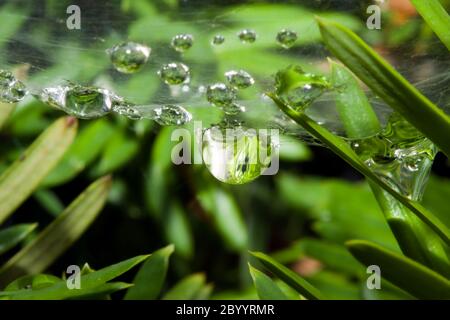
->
(162, 273, 206, 300)
(0, 102, 15, 130)
(270, 94, 450, 246)
(0, 117, 77, 224)
(346, 240, 450, 299)
(411, 0, 450, 51)
(317, 17, 450, 157)
(249, 251, 324, 300)
(124, 244, 174, 300)
(0, 224, 37, 255)
(0, 254, 149, 299)
(248, 264, 288, 300)
(0, 176, 111, 287)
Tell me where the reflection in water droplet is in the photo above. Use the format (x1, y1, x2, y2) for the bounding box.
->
(39, 84, 115, 119)
(202, 125, 273, 184)
(0, 70, 27, 103)
(171, 34, 194, 52)
(152, 104, 192, 126)
(212, 34, 225, 45)
(158, 62, 191, 85)
(275, 65, 331, 110)
(276, 29, 298, 49)
(238, 29, 257, 43)
(225, 70, 255, 89)
(107, 42, 150, 74)
(221, 102, 246, 115)
(206, 83, 236, 107)
(113, 103, 142, 120)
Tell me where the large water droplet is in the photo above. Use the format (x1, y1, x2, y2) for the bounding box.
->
(238, 29, 257, 43)
(276, 29, 298, 49)
(274, 65, 331, 110)
(158, 62, 190, 85)
(212, 34, 225, 45)
(206, 83, 236, 107)
(225, 70, 255, 89)
(202, 125, 273, 184)
(0, 70, 27, 103)
(107, 42, 150, 74)
(40, 84, 115, 119)
(171, 34, 194, 52)
(152, 104, 192, 126)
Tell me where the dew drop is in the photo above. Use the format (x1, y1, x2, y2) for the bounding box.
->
(107, 41, 150, 74)
(212, 34, 225, 45)
(171, 34, 194, 52)
(113, 104, 142, 120)
(158, 62, 191, 85)
(274, 65, 331, 110)
(202, 125, 273, 184)
(276, 29, 298, 49)
(238, 29, 257, 43)
(39, 84, 115, 119)
(206, 83, 236, 107)
(225, 70, 255, 89)
(0, 70, 27, 103)
(152, 104, 192, 126)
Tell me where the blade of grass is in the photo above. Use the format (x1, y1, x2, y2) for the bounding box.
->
(162, 273, 206, 300)
(270, 94, 450, 246)
(410, 0, 450, 51)
(346, 240, 450, 299)
(124, 245, 174, 300)
(0, 117, 77, 224)
(248, 264, 288, 300)
(249, 251, 324, 300)
(317, 17, 450, 157)
(0, 176, 111, 287)
(0, 223, 37, 255)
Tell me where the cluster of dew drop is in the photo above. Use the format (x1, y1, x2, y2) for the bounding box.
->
(0, 27, 347, 185)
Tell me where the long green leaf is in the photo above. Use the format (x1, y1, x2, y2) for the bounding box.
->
(0, 117, 77, 224)
(346, 240, 450, 299)
(248, 264, 288, 300)
(249, 251, 324, 300)
(0, 176, 111, 287)
(124, 245, 174, 300)
(0, 254, 149, 299)
(270, 94, 450, 246)
(0, 223, 37, 256)
(317, 17, 450, 157)
(163, 273, 206, 300)
(411, 0, 450, 51)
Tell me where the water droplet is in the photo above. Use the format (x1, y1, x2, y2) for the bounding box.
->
(238, 29, 257, 43)
(158, 62, 191, 85)
(212, 34, 225, 45)
(202, 125, 273, 184)
(225, 70, 255, 89)
(171, 34, 194, 52)
(274, 65, 331, 110)
(107, 41, 150, 74)
(0, 70, 27, 103)
(206, 83, 236, 107)
(39, 84, 115, 119)
(222, 102, 246, 115)
(276, 29, 298, 49)
(113, 104, 142, 120)
(152, 104, 192, 126)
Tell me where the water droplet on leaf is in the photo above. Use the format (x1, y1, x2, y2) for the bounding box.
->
(225, 70, 255, 89)
(212, 34, 225, 45)
(152, 104, 192, 126)
(276, 29, 297, 49)
(158, 62, 191, 85)
(171, 34, 194, 52)
(202, 125, 273, 184)
(107, 42, 150, 74)
(0, 70, 27, 103)
(113, 103, 142, 120)
(206, 83, 236, 107)
(238, 29, 257, 43)
(274, 65, 331, 110)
